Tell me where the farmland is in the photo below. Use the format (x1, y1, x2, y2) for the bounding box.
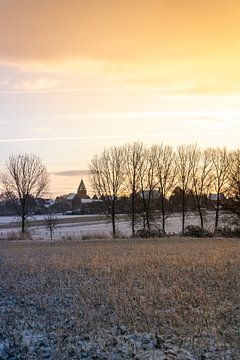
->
(0, 237, 239, 359)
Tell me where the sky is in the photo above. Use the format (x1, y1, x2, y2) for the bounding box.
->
(0, 0, 240, 196)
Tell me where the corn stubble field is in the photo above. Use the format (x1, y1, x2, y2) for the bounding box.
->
(0, 238, 239, 359)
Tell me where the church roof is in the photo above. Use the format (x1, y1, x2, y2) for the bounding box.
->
(78, 179, 86, 191)
(65, 193, 76, 201)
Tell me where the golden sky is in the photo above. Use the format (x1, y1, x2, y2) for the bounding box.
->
(0, 0, 240, 195)
(1, 0, 240, 91)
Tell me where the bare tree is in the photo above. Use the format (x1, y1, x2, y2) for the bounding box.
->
(2, 153, 49, 233)
(210, 147, 230, 231)
(225, 149, 240, 220)
(154, 144, 177, 232)
(89, 146, 125, 238)
(176, 144, 195, 234)
(138, 146, 158, 230)
(191, 147, 213, 228)
(45, 211, 58, 242)
(229, 149, 240, 198)
(124, 142, 144, 235)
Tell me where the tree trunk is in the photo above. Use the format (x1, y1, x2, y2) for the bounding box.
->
(182, 189, 185, 234)
(145, 192, 151, 230)
(199, 210, 204, 229)
(112, 213, 116, 238)
(144, 201, 150, 230)
(141, 192, 149, 230)
(143, 213, 146, 230)
(161, 195, 166, 232)
(131, 191, 135, 235)
(196, 195, 204, 228)
(215, 193, 220, 231)
(146, 212, 150, 230)
(21, 217, 25, 233)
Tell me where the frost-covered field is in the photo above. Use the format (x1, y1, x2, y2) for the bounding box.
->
(0, 214, 104, 224)
(0, 238, 239, 359)
(0, 212, 232, 240)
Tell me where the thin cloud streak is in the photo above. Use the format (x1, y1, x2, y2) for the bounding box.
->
(44, 156, 90, 163)
(52, 170, 90, 177)
(51, 110, 240, 121)
(0, 131, 237, 144)
(0, 87, 124, 94)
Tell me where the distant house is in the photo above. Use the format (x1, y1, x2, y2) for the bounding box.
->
(139, 189, 161, 200)
(44, 199, 56, 208)
(65, 193, 76, 201)
(209, 193, 226, 202)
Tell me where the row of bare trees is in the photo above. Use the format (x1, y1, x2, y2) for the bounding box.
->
(1, 148, 239, 238)
(89, 143, 240, 237)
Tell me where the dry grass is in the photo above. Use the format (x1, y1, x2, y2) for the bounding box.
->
(5, 230, 33, 241)
(0, 237, 240, 358)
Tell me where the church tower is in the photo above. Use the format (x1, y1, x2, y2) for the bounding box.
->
(77, 179, 87, 198)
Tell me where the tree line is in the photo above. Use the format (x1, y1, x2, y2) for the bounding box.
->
(89, 143, 240, 237)
(1, 146, 240, 238)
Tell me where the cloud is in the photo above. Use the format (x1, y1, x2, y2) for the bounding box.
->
(0, 0, 237, 63)
(52, 169, 90, 177)
(11, 78, 61, 91)
(0, 0, 240, 96)
(50, 110, 240, 121)
(34, 127, 53, 133)
(0, 0, 239, 99)
(0, 86, 121, 95)
(0, 130, 237, 145)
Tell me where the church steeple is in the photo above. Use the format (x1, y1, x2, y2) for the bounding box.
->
(77, 179, 87, 198)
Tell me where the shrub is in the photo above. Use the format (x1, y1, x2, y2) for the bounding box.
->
(232, 227, 240, 238)
(132, 229, 167, 238)
(6, 231, 19, 240)
(81, 232, 110, 240)
(215, 226, 233, 238)
(216, 226, 240, 238)
(184, 225, 213, 238)
(7, 231, 33, 241)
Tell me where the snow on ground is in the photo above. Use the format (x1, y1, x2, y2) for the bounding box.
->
(0, 212, 230, 240)
(0, 213, 104, 224)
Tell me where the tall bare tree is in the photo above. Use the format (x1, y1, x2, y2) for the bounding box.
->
(210, 147, 230, 231)
(2, 153, 49, 233)
(191, 147, 213, 228)
(229, 149, 240, 198)
(176, 144, 195, 234)
(138, 146, 158, 230)
(89, 146, 125, 238)
(154, 144, 177, 232)
(124, 142, 144, 235)
(225, 149, 240, 220)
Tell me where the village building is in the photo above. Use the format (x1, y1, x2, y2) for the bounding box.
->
(209, 193, 226, 202)
(62, 180, 103, 214)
